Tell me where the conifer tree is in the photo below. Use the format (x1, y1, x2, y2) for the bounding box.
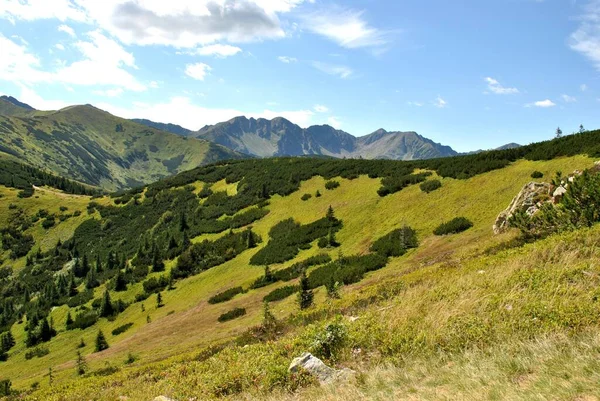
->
(94, 330, 109, 352)
(182, 231, 191, 251)
(326, 205, 335, 221)
(180, 212, 189, 232)
(86, 267, 99, 289)
(246, 228, 256, 248)
(114, 269, 127, 292)
(99, 289, 114, 317)
(95, 254, 103, 273)
(151, 244, 165, 273)
(262, 301, 277, 335)
(298, 270, 314, 310)
(75, 351, 87, 375)
(68, 274, 78, 297)
(156, 292, 163, 308)
(48, 367, 54, 386)
(65, 312, 73, 329)
(77, 338, 85, 348)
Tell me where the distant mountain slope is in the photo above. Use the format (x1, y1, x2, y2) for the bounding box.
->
(0, 102, 244, 191)
(131, 118, 193, 137)
(195, 116, 457, 160)
(0, 95, 36, 116)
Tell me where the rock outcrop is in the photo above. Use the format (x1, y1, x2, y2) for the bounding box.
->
(288, 352, 354, 384)
(493, 182, 552, 234)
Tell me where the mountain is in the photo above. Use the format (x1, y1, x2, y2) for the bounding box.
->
(462, 142, 523, 155)
(0, 95, 36, 116)
(0, 101, 244, 191)
(2, 129, 600, 399)
(131, 118, 193, 137)
(194, 116, 457, 160)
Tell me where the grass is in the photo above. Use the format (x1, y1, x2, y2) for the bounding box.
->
(1, 155, 598, 398)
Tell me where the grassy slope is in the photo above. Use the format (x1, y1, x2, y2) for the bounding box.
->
(0, 105, 241, 191)
(1, 155, 598, 399)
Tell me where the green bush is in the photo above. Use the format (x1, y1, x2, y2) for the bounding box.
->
(531, 171, 544, 179)
(310, 320, 348, 360)
(301, 193, 312, 201)
(370, 226, 418, 257)
(41, 216, 56, 229)
(208, 287, 244, 304)
(433, 217, 474, 235)
(325, 180, 340, 190)
(67, 310, 99, 330)
(420, 179, 442, 193)
(111, 323, 133, 336)
(218, 307, 246, 323)
(263, 285, 299, 302)
(24, 346, 50, 360)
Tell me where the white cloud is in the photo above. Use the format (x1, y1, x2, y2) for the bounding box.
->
(525, 99, 556, 108)
(581, 83, 588, 91)
(0, 0, 87, 23)
(484, 77, 519, 95)
(16, 85, 68, 110)
(327, 116, 341, 128)
(407, 101, 423, 107)
(193, 44, 242, 57)
(185, 62, 212, 81)
(93, 88, 124, 97)
(149, 81, 160, 89)
(312, 61, 353, 79)
(54, 43, 65, 51)
(570, 1, 600, 70)
(302, 7, 390, 50)
(433, 96, 447, 108)
(0, 31, 145, 91)
(96, 96, 317, 130)
(314, 104, 329, 113)
(278, 56, 298, 63)
(58, 24, 75, 37)
(561, 94, 577, 103)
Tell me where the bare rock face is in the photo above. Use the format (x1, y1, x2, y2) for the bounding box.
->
(493, 182, 552, 234)
(288, 352, 354, 384)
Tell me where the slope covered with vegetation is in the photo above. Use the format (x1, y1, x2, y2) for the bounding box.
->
(0, 104, 243, 191)
(0, 130, 600, 399)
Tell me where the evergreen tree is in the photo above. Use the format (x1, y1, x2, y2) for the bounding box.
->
(182, 231, 191, 251)
(326, 276, 341, 299)
(99, 289, 114, 317)
(151, 244, 165, 273)
(86, 267, 99, 289)
(326, 205, 335, 221)
(114, 269, 127, 292)
(65, 312, 73, 329)
(107, 252, 116, 270)
(156, 292, 163, 308)
(327, 228, 338, 247)
(168, 235, 178, 250)
(68, 274, 78, 297)
(246, 228, 256, 248)
(75, 351, 87, 375)
(555, 126, 563, 139)
(77, 338, 86, 349)
(95, 254, 103, 273)
(262, 301, 277, 335)
(48, 367, 54, 386)
(579, 124, 586, 134)
(94, 330, 109, 352)
(315, 190, 322, 198)
(297, 270, 314, 310)
(39, 318, 54, 342)
(81, 254, 90, 277)
(179, 212, 189, 232)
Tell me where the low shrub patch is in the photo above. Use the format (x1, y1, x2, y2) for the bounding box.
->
(25, 346, 50, 360)
(301, 193, 312, 201)
(325, 180, 340, 190)
(434, 217, 474, 235)
(111, 323, 133, 336)
(370, 226, 418, 257)
(218, 308, 246, 323)
(263, 285, 299, 302)
(420, 179, 442, 193)
(531, 171, 544, 179)
(208, 287, 244, 304)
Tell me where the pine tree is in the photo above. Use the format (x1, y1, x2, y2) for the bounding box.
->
(68, 274, 78, 297)
(151, 244, 164, 273)
(262, 301, 277, 334)
(326, 276, 341, 299)
(39, 318, 54, 342)
(94, 330, 109, 352)
(114, 269, 128, 291)
(326, 205, 335, 221)
(327, 228, 338, 247)
(182, 231, 191, 251)
(297, 270, 314, 310)
(579, 124, 586, 134)
(555, 127, 563, 139)
(48, 367, 54, 386)
(75, 351, 87, 375)
(315, 190, 321, 198)
(246, 228, 256, 248)
(99, 289, 114, 317)
(77, 338, 85, 349)
(86, 267, 99, 289)
(65, 312, 73, 329)
(81, 254, 90, 277)
(179, 212, 189, 232)
(95, 254, 103, 273)
(156, 292, 163, 308)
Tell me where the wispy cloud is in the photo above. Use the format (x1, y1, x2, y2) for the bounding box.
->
(278, 56, 298, 63)
(525, 99, 556, 108)
(581, 83, 588, 91)
(314, 104, 329, 113)
(570, 1, 600, 70)
(185, 62, 211, 81)
(194, 44, 242, 58)
(328, 116, 342, 128)
(561, 94, 577, 103)
(58, 24, 75, 37)
(484, 77, 519, 95)
(407, 101, 423, 107)
(312, 61, 353, 79)
(433, 96, 447, 108)
(301, 7, 391, 52)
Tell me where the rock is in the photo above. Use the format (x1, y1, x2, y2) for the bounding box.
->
(288, 352, 355, 384)
(493, 181, 551, 234)
(553, 185, 567, 199)
(153, 397, 175, 401)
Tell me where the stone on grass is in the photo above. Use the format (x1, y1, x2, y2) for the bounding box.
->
(288, 352, 354, 384)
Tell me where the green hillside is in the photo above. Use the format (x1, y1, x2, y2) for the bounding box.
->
(0, 104, 244, 191)
(0, 131, 600, 399)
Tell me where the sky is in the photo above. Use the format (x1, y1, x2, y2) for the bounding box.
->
(1, 1, 600, 151)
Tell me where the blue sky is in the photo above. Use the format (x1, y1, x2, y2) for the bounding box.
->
(1, 0, 600, 151)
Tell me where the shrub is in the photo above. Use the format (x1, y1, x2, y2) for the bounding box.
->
(420, 179, 442, 193)
(433, 217, 474, 235)
(41, 216, 56, 229)
(272, 254, 331, 282)
(25, 346, 50, 360)
(67, 310, 99, 330)
(310, 320, 348, 360)
(111, 323, 134, 336)
(264, 285, 299, 302)
(142, 275, 169, 294)
(208, 287, 244, 304)
(301, 193, 312, 201)
(531, 171, 544, 179)
(370, 226, 418, 257)
(324, 180, 340, 190)
(218, 307, 246, 322)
